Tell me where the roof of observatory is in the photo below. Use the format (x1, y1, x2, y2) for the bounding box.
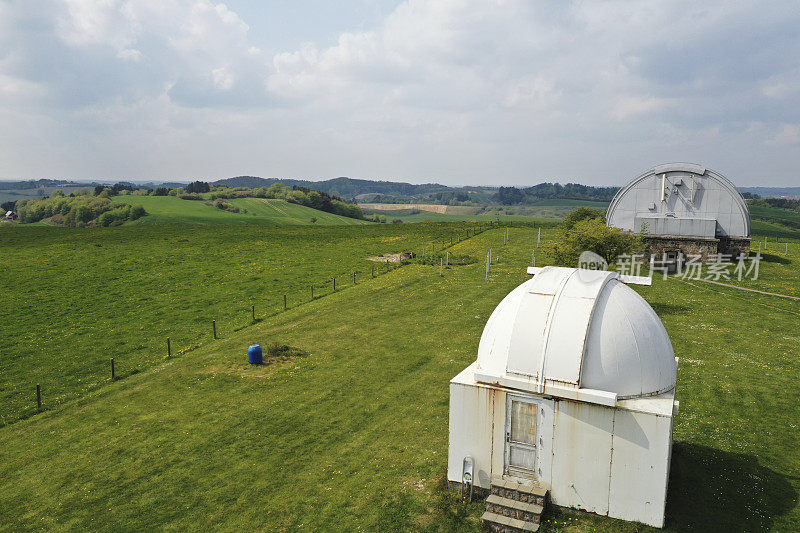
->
(473, 266, 677, 405)
(606, 163, 751, 239)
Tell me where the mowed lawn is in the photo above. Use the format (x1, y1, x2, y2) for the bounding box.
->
(1, 225, 799, 531)
(0, 221, 490, 424)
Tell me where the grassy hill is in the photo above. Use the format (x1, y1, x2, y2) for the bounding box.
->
(113, 195, 367, 226)
(0, 221, 489, 424)
(229, 198, 368, 225)
(1, 222, 799, 530)
(749, 204, 800, 231)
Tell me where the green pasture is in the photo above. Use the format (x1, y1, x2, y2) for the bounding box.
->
(113, 195, 257, 224)
(1, 216, 799, 531)
(229, 198, 368, 225)
(750, 205, 800, 231)
(0, 221, 495, 424)
(360, 198, 609, 223)
(369, 210, 545, 223)
(113, 195, 366, 226)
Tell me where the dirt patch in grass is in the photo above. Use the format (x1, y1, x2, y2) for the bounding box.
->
(203, 343, 308, 378)
(367, 252, 416, 262)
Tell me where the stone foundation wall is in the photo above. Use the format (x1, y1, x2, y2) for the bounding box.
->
(644, 236, 720, 262)
(718, 237, 751, 257)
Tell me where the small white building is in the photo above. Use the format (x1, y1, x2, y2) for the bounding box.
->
(448, 266, 678, 528)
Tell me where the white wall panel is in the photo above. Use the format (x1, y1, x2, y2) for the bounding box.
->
(550, 401, 614, 515)
(608, 410, 673, 527)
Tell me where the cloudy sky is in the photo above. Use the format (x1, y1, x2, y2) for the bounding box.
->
(0, 1, 798, 186)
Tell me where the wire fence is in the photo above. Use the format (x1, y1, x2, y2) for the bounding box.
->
(13, 221, 514, 424)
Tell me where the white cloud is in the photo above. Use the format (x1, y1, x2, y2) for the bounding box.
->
(769, 124, 800, 146)
(0, 0, 799, 184)
(212, 66, 234, 91)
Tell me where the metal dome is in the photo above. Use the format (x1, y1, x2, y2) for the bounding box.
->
(474, 266, 676, 405)
(606, 162, 751, 238)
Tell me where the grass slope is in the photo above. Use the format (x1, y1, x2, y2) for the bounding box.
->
(0, 222, 492, 424)
(366, 199, 609, 223)
(229, 198, 369, 225)
(113, 195, 258, 225)
(750, 205, 800, 231)
(113, 196, 366, 226)
(1, 225, 799, 531)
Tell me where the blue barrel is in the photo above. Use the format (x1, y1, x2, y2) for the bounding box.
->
(248, 344, 263, 365)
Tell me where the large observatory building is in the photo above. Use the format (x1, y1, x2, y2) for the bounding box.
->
(606, 163, 751, 261)
(448, 266, 679, 529)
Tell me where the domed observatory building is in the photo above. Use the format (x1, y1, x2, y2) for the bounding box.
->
(448, 267, 679, 529)
(606, 163, 751, 263)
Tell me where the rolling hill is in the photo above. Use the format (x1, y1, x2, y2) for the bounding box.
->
(113, 195, 368, 226)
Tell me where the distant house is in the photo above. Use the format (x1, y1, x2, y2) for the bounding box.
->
(5, 210, 18, 221)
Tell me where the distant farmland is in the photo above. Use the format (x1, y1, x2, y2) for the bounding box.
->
(360, 198, 609, 222)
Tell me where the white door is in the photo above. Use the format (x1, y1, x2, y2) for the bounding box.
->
(505, 395, 539, 478)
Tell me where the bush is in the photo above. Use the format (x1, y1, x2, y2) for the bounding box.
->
(212, 199, 239, 213)
(392, 219, 403, 224)
(545, 218, 643, 266)
(563, 206, 605, 230)
(131, 206, 146, 220)
(13, 195, 146, 227)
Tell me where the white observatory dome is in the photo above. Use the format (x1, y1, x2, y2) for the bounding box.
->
(475, 266, 676, 402)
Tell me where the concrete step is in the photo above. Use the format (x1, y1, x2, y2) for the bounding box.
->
(481, 511, 539, 532)
(490, 478, 548, 506)
(486, 494, 543, 523)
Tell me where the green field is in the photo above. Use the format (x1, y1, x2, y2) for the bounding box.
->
(1, 214, 799, 531)
(750, 204, 800, 230)
(112, 195, 368, 226)
(229, 198, 369, 225)
(0, 221, 491, 424)
(360, 199, 608, 223)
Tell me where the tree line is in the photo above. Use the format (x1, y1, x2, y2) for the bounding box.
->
(494, 183, 618, 205)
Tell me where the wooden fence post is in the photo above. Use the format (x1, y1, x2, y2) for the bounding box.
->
(284, 294, 287, 310)
(111, 358, 115, 380)
(212, 320, 217, 339)
(353, 271, 356, 284)
(167, 337, 171, 357)
(311, 285, 314, 299)
(252, 305, 255, 320)
(36, 384, 41, 410)
(333, 277, 336, 291)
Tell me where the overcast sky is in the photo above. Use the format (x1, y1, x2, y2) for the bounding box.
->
(1, 1, 798, 186)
